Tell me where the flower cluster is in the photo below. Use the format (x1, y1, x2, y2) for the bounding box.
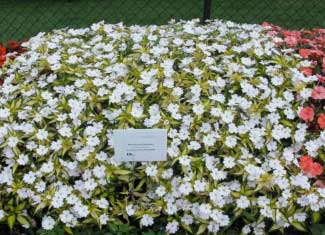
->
(0, 40, 25, 85)
(263, 23, 325, 132)
(263, 22, 325, 190)
(0, 19, 322, 234)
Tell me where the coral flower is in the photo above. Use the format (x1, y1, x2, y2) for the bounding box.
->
(318, 114, 325, 129)
(299, 156, 323, 177)
(311, 86, 325, 99)
(300, 67, 313, 76)
(299, 106, 314, 122)
(299, 49, 312, 58)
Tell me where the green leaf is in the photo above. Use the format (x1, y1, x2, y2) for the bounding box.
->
(310, 224, 325, 235)
(242, 211, 255, 222)
(114, 170, 131, 175)
(269, 224, 281, 232)
(16, 202, 26, 212)
(291, 222, 307, 232)
(7, 214, 16, 230)
(197, 224, 207, 234)
(64, 226, 73, 235)
(182, 223, 192, 233)
(35, 201, 47, 213)
(313, 212, 322, 224)
(17, 215, 30, 226)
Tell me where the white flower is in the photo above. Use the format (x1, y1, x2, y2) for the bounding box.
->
(95, 198, 109, 209)
(203, 134, 217, 147)
(291, 174, 310, 190)
(140, 214, 154, 227)
(194, 180, 207, 192)
(17, 154, 29, 165)
(40, 162, 54, 173)
(166, 220, 179, 234)
(58, 124, 72, 137)
(50, 140, 62, 151)
(155, 186, 166, 197)
(0, 210, 5, 219)
(223, 157, 236, 169)
(192, 103, 204, 115)
(36, 129, 49, 140)
(36, 145, 49, 156)
(87, 136, 100, 147)
(179, 155, 191, 166)
(99, 214, 109, 225)
(131, 102, 143, 118)
(145, 165, 158, 177)
(7, 137, 19, 147)
(225, 136, 237, 148)
(126, 205, 135, 216)
(42, 216, 56, 230)
(181, 215, 193, 225)
(271, 76, 284, 86)
(237, 196, 250, 209)
(272, 125, 291, 140)
(0, 108, 10, 120)
(23, 171, 36, 184)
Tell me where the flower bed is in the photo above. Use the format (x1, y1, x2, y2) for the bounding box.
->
(0, 20, 323, 234)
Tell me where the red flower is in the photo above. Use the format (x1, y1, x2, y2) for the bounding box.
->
(0, 46, 5, 55)
(299, 156, 323, 178)
(6, 41, 20, 51)
(312, 86, 325, 99)
(318, 114, 325, 129)
(299, 106, 314, 122)
(0, 55, 6, 66)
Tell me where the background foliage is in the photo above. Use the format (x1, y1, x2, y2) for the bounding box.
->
(0, 0, 325, 43)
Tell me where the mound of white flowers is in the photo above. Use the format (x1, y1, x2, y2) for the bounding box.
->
(0, 19, 322, 234)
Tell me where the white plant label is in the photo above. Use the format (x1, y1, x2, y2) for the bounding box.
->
(112, 129, 167, 162)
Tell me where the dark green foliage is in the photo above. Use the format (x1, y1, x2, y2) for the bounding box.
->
(0, 0, 325, 43)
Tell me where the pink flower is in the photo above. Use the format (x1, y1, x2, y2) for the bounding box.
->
(311, 86, 325, 99)
(267, 31, 278, 37)
(261, 22, 270, 27)
(317, 75, 325, 83)
(284, 36, 299, 47)
(299, 106, 314, 122)
(313, 180, 325, 188)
